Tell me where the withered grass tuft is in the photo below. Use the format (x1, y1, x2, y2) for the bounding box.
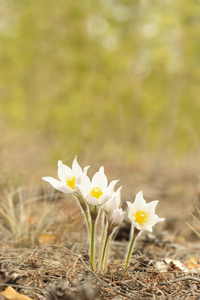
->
(0, 187, 53, 245)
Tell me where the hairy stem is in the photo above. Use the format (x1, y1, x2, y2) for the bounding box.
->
(100, 234, 110, 272)
(90, 220, 96, 271)
(125, 227, 140, 270)
(98, 213, 107, 272)
(103, 236, 110, 271)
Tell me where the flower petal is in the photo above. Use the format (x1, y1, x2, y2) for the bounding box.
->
(84, 165, 90, 174)
(147, 214, 165, 227)
(145, 200, 159, 214)
(126, 201, 132, 209)
(143, 225, 153, 232)
(106, 180, 119, 194)
(42, 177, 73, 194)
(102, 187, 122, 213)
(92, 166, 108, 189)
(98, 194, 110, 205)
(85, 194, 98, 206)
(57, 160, 71, 182)
(72, 156, 83, 176)
(127, 201, 135, 222)
(109, 208, 124, 226)
(76, 173, 91, 197)
(133, 191, 146, 210)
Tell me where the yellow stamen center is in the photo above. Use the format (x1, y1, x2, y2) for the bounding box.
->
(90, 187, 103, 199)
(135, 210, 148, 225)
(66, 176, 76, 190)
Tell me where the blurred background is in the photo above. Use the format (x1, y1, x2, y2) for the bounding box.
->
(0, 0, 200, 185)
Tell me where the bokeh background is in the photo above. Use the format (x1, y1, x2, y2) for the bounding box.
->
(1, 0, 200, 185)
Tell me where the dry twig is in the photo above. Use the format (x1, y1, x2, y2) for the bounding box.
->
(159, 275, 200, 285)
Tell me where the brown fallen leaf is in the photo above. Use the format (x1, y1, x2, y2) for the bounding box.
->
(38, 233, 57, 245)
(186, 257, 200, 270)
(156, 258, 188, 273)
(0, 286, 33, 300)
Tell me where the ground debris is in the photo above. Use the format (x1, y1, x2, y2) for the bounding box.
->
(0, 237, 198, 299)
(97, 255, 200, 299)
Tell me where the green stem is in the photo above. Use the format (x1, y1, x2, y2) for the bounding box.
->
(100, 234, 110, 272)
(84, 211, 91, 233)
(103, 236, 110, 271)
(100, 223, 117, 272)
(98, 213, 107, 272)
(125, 227, 140, 270)
(90, 220, 96, 271)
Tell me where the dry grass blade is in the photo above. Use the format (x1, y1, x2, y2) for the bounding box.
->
(0, 187, 53, 245)
(186, 206, 200, 239)
(159, 275, 200, 285)
(186, 222, 200, 239)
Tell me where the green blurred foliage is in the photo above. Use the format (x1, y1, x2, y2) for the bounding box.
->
(0, 0, 200, 163)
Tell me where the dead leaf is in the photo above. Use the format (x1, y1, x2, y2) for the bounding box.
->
(38, 233, 56, 245)
(0, 286, 33, 300)
(156, 258, 188, 273)
(26, 216, 39, 225)
(186, 257, 200, 270)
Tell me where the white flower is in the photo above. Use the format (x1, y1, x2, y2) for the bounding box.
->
(101, 186, 122, 214)
(109, 207, 125, 227)
(76, 166, 119, 206)
(42, 156, 89, 194)
(127, 191, 164, 232)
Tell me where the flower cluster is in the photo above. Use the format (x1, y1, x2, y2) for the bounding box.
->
(43, 156, 164, 272)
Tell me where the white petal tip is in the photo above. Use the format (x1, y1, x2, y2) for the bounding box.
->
(99, 166, 104, 172)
